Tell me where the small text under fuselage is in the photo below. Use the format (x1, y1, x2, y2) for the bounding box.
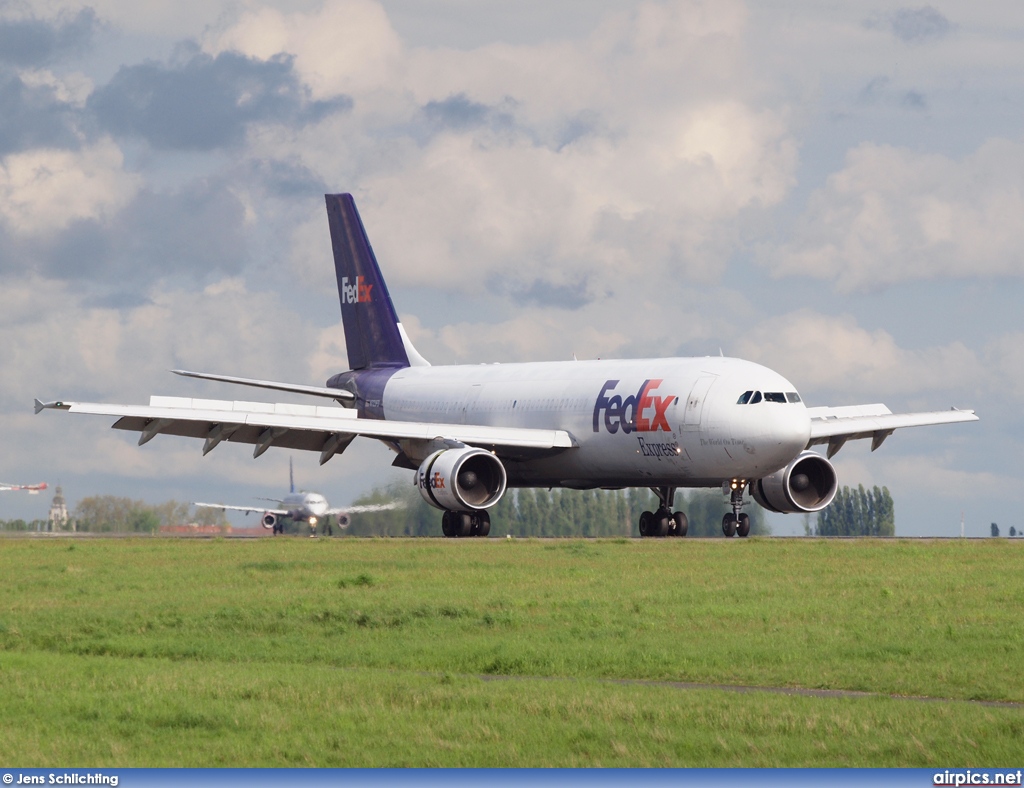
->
(636, 437, 680, 458)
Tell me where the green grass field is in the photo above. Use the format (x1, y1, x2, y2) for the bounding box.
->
(1, 537, 1022, 766)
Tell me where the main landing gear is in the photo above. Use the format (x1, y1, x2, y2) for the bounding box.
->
(441, 509, 491, 538)
(636, 482, 752, 538)
(638, 486, 688, 538)
(722, 480, 750, 538)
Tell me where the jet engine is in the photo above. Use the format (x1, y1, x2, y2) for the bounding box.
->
(261, 512, 278, 530)
(750, 451, 838, 514)
(337, 513, 351, 528)
(417, 447, 507, 511)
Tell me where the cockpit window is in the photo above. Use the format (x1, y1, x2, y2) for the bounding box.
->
(738, 389, 800, 404)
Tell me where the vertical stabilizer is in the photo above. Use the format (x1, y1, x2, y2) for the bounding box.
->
(289, 457, 295, 494)
(326, 194, 413, 370)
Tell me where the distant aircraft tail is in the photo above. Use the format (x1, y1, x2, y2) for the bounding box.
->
(289, 457, 295, 494)
(325, 194, 429, 370)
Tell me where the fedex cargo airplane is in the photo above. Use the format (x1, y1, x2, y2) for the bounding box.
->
(194, 458, 399, 535)
(37, 194, 978, 537)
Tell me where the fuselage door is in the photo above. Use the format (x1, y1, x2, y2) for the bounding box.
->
(461, 384, 483, 424)
(682, 375, 716, 431)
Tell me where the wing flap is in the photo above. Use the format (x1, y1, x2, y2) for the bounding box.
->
(326, 502, 404, 515)
(194, 502, 289, 515)
(44, 395, 576, 458)
(808, 406, 978, 457)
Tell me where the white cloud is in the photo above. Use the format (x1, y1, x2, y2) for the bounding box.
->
(308, 319, 350, 382)
(17, 68, 93, 106)
(342, 100, 796, 298)
(980, 331, 1024, 410)
(206, 0, 404, 98)
(32, 0, 227, 38)
(217, 0, 797, 297)
(0, 276, 324, 410)
(0, 273, 354, 496)
(0, 139, 139, 235)
(829, 446, 1007, 504)
(733, 309, 986, 402)
(426, 310, 631, 365)
(767, 139, 1024, 291)
(5, 0, 1019, 534)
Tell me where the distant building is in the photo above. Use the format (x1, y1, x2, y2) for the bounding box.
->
(47, 486, 70, 531)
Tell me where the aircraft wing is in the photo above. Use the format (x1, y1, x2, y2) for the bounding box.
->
(806, 404, 979, 458)
(194, 502, 290, 516)
(327, 502, 404, 516)
(35, 395, 577, 463)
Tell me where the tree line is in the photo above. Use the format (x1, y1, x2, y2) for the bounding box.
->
(1, 485, 902, 538)
(811, 485, 895, 537)
(0, 496, 228, 533)
(344, 484, 770, 538)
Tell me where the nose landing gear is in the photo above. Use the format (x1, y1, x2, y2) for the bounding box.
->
(638, 486, 688, 537)
(722, 480, 751, 537)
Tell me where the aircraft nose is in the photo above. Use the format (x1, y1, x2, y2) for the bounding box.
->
(773, 406, 811, 455)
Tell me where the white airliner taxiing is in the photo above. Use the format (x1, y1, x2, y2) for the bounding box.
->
(194, 458, 400, 535)
(37, 194, 979, 538)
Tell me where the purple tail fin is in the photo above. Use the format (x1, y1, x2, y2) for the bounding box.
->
(325, 194, 409, 370)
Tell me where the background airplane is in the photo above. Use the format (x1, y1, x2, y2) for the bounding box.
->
(194, 459, 400, 535)
(1, 482, 48, 494)
(38, 194, 978, 538)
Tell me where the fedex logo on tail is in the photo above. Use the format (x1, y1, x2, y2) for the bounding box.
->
(593, 379, 676, 434)
(340, 275, 374, 304)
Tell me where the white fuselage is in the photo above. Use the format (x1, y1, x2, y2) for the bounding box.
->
(378, 356, 811, 488)
(280, 491, 329, 520)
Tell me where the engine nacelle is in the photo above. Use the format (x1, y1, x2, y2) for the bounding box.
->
(337, 513, 351, 529)
(261, 512, 278, 530)
(751, 451, 838, 514)
(418, 447, 507, 511)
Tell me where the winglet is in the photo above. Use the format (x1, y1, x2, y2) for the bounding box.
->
(35, 399, 69, 414)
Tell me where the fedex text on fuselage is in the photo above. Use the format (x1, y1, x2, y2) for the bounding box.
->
(593, 379, 675, 434)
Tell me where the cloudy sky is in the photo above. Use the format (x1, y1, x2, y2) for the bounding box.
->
(1, 0, 1020, 536)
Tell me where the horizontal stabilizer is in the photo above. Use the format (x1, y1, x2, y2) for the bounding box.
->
(172, 370, 355, 403)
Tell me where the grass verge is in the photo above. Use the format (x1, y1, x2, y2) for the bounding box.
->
(1, 537, 1021, 765)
